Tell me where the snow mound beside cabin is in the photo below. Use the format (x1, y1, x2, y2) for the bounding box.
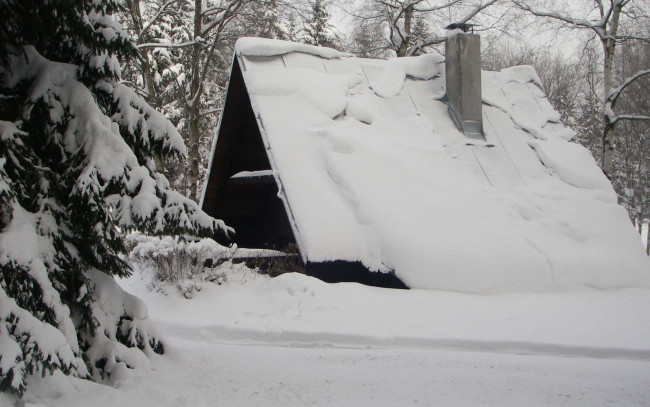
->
(234, 38, 650, 293)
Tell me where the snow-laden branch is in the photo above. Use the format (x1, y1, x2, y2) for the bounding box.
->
(406, 36, 445, 56)
(615, 35, 650, 43)
(414, 0, 467, 13)
(201, 0, 246, 37)
(457, 0, 499, 24)
(136, 0, 180, 43)
(202, 5, 227, 18)
(610, 114, 650, 124)
(137, 39, 204, 49)
(375, 0, 404, 10)
(202, 0, 253, 19)
(511, 0, 607, 39)
(378, 0, 464, 16)
(405, 0, 498, 56)
(607, 69, 650, 104)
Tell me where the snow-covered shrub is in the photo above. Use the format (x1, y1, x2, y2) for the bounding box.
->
(127, 234, 235, 298)
(127, 234, 298, 297)
(0, 0, 230, 395)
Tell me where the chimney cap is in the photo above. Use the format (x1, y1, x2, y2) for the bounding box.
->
(445, 23, 480, 33)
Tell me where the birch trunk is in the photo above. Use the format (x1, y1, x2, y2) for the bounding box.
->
(601, 2, 622, 178)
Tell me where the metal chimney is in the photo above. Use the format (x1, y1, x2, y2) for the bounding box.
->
(445, 32, 483, 139)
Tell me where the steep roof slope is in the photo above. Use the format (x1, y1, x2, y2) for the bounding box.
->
(206, 37, 650, 293)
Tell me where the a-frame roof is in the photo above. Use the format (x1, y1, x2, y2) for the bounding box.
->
(202, 37, 650, 293)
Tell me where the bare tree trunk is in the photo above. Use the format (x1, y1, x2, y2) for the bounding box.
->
(396, 5, 413, 57)
(636, 158, 647, 254)
(601, 49, 616, 177)
(600, 2, 622, 178)
(187, 0, 203, 201)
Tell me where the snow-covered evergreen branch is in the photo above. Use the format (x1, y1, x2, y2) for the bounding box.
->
(137, 0, 182, 43)
(137, 39, 204, 49)
(0, 0, 232, 395)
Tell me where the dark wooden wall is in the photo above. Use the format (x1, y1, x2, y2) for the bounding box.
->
(202, 57, 296, 250)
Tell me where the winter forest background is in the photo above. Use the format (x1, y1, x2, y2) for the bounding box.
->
(118, 0, 650, 249)
(1, 0, 649, 398)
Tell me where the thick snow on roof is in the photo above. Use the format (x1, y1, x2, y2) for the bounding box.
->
(234, 37, 650, 293)
(236, 37, 351, 59)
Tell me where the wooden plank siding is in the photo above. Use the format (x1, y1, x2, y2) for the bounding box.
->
(202, 57, 297, 250)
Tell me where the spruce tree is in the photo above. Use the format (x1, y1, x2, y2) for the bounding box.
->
(0, 0, 230, 395)
(301, 0, 340, 49)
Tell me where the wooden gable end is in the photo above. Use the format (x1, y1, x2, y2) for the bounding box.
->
(202, 57, 295, 250)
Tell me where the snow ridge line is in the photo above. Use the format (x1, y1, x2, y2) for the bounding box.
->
(160, 323, 650, 362)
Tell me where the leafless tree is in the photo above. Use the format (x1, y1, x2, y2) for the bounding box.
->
(120, 0, 291, 200)
(608, 41, 650, 249)
(482, 42, 582, 127)
(512, 0, 650, 179)
(348, 0, 503, 57)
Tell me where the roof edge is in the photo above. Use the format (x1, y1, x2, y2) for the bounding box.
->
(235, 37, 352, 60)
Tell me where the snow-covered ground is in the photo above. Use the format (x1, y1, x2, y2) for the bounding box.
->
(9, 269, 650, 406)
(15, 338, 650, 407)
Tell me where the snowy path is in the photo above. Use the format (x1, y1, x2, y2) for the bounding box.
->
(160, 322, 650, 361)
(19, 335, 650, 407)
(11, 272, 650, 406)
(163, 337, 650, 407)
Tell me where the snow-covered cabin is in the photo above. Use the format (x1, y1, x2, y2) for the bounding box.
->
(201, 36, 650, 292)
